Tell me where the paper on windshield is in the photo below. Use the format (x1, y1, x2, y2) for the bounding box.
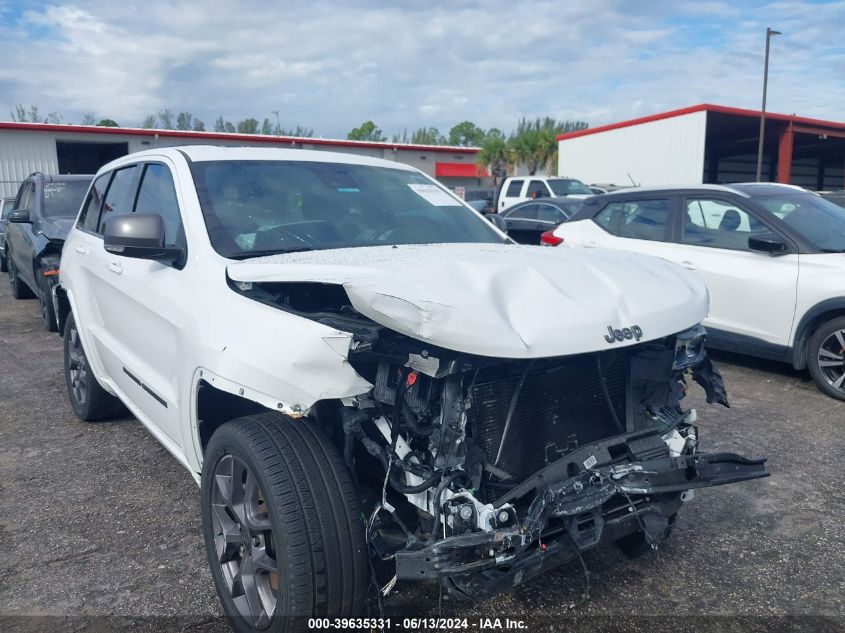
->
(408, 184, 458, 206)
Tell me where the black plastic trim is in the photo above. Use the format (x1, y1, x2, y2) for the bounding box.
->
(705, 327, 791, 363)
(122, 367, 168, 408)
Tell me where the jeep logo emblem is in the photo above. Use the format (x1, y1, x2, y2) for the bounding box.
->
(604, 325, 643, 343)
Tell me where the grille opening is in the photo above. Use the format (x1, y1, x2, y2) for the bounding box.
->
(468, 351, 628, 482)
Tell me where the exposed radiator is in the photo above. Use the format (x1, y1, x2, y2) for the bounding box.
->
(468, 353, 627, 482)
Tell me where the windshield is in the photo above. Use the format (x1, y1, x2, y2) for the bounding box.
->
(547, 179, 592, 196)
(751, 191, 845, 252)
(190, 160, 503, 258)
(43, 181, 91, 218)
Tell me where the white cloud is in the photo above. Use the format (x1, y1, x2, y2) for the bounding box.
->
(0, 0, 842, 136)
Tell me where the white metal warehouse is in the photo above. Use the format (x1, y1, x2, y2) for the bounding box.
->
(0, 122, 489, 198)
(557, 103, 845, 189)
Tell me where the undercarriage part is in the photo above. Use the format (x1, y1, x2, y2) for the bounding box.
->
(334, 322, 765, 599)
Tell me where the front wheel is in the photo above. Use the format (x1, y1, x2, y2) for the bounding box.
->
(8, 257, 35, 300)
(38, 270, 58, 332)
(807, 316, 845, 401)
(201, 413, 368, 632)
(0, 253, 7, 273)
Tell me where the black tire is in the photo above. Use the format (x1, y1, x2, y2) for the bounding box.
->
(0, 254, 7, 273)
(38, 270, 58, 332)
(807, 316, 845, 401)
(201, 413, 368, 633)
(63, 312, 124, 421)
(8, 256, 35, 300)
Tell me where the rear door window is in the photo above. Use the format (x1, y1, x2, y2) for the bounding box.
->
(97, 166, 139, 234)
(594, 199, 671, 242)
(507, 204, 538, 220)
(536, 203, 566, 222)
(79, 173, 112, 233)
(505, 180, 524, 197)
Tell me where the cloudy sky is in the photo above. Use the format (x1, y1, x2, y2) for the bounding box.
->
(0, 0, 843, 138)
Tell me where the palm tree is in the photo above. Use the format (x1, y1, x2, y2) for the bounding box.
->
(476, 131, 512, 187)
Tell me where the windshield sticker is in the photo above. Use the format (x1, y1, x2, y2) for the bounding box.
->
(43, 183, 67, 199)
(407, 183, 458, 206)
(337, 187, 360, 193)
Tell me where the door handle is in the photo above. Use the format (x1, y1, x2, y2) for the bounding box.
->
(107, 261, 123, 275)
(680, 260, 698, 271)
(75, 244, 88, 255)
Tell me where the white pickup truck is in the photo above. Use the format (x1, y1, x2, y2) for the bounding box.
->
(497, 176, 593, 211)
(57, 146, 766, 631)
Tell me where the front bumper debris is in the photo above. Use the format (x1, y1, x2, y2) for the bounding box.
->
(395, 427, 768, 596)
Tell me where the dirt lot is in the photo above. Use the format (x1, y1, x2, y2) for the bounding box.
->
(1, 276, 843, 633)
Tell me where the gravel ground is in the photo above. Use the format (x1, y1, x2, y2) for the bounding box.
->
(0, 275, 843, 633)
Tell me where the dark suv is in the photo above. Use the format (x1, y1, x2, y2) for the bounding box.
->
(6, 173, 92, 331)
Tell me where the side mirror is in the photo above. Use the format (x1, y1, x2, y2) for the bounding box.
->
(104, 213, 183, 263)
(749, 232, 788, 255)
(485, 213, 508, 234)
(8, 209, 31, 223)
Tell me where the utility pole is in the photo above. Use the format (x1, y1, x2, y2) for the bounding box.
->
(756, 27, 781, 182)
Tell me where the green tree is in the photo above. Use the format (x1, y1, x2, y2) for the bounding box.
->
(411, 127, 444, 145)
(237, 118, 259, 134)
(193, 119, 205, 131)
(224, 121, 236, 133)
(476, 130, 511, 187)
(261, 118, 273, 135)
(507, 117, 587, 175)
(448, 121, 486, 147)
(158, 109, 174, 129)
(347, 120, 385, 142)
(81, 113, 97, 125)
(176, 112, 194, 131)
(279, 125, 314, 137)
(97, 119, 119, 127)
(12, 104, 38, 122)
(214, 116, 226, 132)
(141, 115, 157, 129)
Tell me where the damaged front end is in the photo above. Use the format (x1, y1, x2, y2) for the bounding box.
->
(236, 280, 768, 601)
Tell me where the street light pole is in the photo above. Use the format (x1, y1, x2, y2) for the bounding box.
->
(756, 27, 781, 182)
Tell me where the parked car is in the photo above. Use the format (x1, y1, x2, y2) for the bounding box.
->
(497, 176, 592, 211)
(551, 183, 845, 400)
(5, 173, 93, 331)
(498, 197, 582, 244)
(0, 196, 16, 272)
(819, 190, 845, 209)
(58, 147, 766, 629)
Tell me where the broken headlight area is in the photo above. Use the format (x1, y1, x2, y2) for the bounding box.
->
(237, 281, 767, 599)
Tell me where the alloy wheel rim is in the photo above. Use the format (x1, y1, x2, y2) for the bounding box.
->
(67, 325, 89, 406)
(817, 329, 845, 392)
(212, 453, 278, 629)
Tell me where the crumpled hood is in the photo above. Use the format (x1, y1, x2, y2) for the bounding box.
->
(38, 216, 75, 241)
(228, 243, 708, 358)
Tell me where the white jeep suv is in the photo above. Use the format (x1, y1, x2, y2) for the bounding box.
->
(551, 183, 845, 401)
(58, 147, 766, 631)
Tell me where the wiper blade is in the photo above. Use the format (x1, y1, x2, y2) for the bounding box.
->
(820, 248, 845, 253)
(228, 247, 314, 260)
